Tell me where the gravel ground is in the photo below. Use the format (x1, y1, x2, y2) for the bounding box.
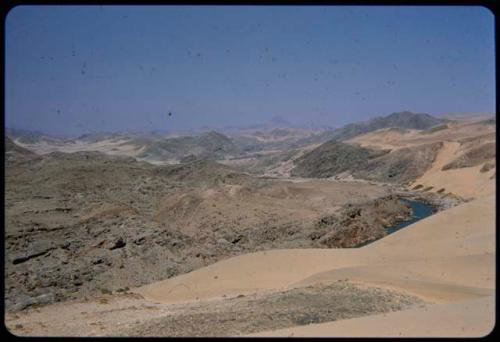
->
(117, 281, 425, 337)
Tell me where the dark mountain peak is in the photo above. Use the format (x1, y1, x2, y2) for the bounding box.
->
(385, 111, 436, 121)
(269, 115, 292, 126)
(330, 111, 446, 141)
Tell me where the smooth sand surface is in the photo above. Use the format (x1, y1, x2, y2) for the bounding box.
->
(414, 164, 495, 199)
(412, 141, 495, 199)
(134, 193, 495, 336)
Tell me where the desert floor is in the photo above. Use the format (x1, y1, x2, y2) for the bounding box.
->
(6, 192, 494, 337)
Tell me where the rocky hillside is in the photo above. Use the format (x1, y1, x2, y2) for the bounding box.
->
(7, 128, 241, 163)
(355, 142, 444, 183)
(6, 148, 409, 312)
(290, 141, 389, 178)
(291, 140, 443, 184)
(6, 136, 35, 155)
(5, 137, 38, 165)
(138, 130, 240, 160)
(229, 128, 327, 154)
(328, 111, 447, 141)
(5, 152, 256, 311)
(313, 195, 412, 248)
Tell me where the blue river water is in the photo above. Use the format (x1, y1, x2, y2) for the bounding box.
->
(354, 199, 435, 248)
(386, 199, 435, 234)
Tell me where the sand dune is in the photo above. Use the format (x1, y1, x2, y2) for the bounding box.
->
(346, 121, 495, 151)
(135, 249, 365, 303)
(413, 164, 495, 199)
(412, 141, 495, 198)
(136, 195, 494, 301)
(346, 121, 495, 199)
(134, 194, 495, 336)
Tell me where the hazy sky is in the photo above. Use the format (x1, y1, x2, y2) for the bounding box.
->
(5, 5, 495, 135)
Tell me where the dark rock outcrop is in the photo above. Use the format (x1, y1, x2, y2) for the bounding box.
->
(291, 141, 389, 178)
(292, 140, 443, 184)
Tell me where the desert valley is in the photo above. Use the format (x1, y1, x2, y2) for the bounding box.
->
(4, 5, 495, 337)
(4, 110, 496, 337)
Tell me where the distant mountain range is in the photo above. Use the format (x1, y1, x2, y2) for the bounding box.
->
(326, 111, 448, 142)
(6, 128, 51, 144)
(289, 111, 496, 183)
(221, 115, 336, 133)
(137, 130, 240, 161)
(6, 111, 456, 162)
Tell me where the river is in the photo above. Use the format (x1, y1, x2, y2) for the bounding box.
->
(355, 199, 435, 248)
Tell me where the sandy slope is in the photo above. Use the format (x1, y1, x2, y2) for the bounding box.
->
(346, 121, 495, 151)
(345, 121, 495, 199)
(345, 128, 421, 150)
(250, 296, 494, 337)
(134, 194, 495, 337)
(414, 164, 495, 199)
(411, 141, 495, 199)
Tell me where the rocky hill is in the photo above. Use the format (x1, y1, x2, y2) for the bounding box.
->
(137, 130, 240, 161)
(354, 142, 444, 183)
(4, 151, 244, 311)
(6, 147, 416, 312)
(5, 136, 38, 165)
(7, 128, 241, 163)
(234, 111, 448, 154)
(291, 140, 443, 184)
(6, 136, 34, 155)
(328, 111, 447, 141)
(290, 141, 389, 178)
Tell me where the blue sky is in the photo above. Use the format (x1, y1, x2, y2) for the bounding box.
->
(5, 5, 495, 135)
